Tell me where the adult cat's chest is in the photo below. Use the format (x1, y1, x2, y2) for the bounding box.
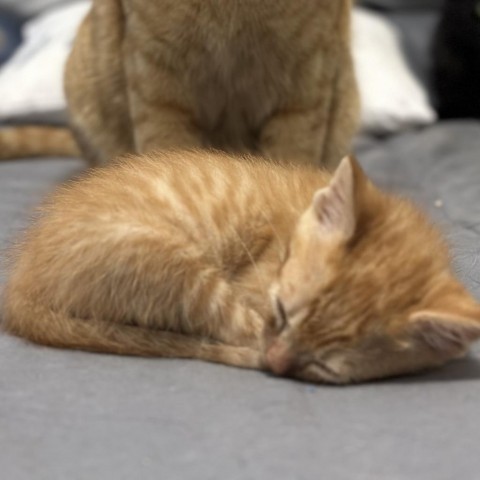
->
(190, 26, 293, 152)
(145, 2, 299, 152)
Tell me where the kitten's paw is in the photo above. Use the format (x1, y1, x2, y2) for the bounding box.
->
(205, 344, 263, 370)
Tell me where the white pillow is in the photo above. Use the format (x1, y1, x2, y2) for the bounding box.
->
(352, 7, 437, 134)
(0, 3, 437, 134)
(0, 1, 90, 124)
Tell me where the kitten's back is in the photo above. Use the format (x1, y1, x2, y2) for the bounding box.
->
(5, 150, 328, 300)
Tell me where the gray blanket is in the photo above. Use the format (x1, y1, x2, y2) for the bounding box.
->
(1, 120, 480, 480)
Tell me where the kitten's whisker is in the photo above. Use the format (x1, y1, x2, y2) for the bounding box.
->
(231, 226, 268, 290)
(260, 212, 287, 261)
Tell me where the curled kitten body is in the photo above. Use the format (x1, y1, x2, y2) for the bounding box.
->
(4, 151, 480, 383)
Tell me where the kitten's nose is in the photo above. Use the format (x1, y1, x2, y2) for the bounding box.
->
(266, 340, 294, 376)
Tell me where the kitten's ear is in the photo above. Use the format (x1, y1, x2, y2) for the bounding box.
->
(409, 306, 480, 354)
(312, 155, 367, 240)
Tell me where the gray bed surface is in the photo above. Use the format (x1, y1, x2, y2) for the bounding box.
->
(1, 121, 480, 480)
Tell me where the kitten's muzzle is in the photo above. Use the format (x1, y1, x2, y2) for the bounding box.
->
(265, 340, 295, 376)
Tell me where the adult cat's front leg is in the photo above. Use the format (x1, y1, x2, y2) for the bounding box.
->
(123, 46, 204, 153)
(258, 98, 358, 170)
(258, 107, 328, 167)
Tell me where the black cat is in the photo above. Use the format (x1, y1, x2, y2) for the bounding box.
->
(433, 0, 480, 119)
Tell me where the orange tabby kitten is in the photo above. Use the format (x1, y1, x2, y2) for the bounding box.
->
(3, 152, 480, 383)
(0, 0, 359, 168)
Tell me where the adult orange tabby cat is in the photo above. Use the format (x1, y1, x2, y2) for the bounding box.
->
(4, 152, 480, 383)
(0, 0, 359, 168)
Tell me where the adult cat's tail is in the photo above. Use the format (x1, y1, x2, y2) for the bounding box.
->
(0, 126, 80, 160)
(2, 298, 261, 369)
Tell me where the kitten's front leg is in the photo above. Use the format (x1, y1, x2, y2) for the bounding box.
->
(182, 273, 265, 350)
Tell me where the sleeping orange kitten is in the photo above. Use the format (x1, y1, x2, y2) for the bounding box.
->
(3, 152, 480, 383)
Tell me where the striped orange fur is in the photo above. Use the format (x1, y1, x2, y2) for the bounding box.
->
(4, 151, 479, 383)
